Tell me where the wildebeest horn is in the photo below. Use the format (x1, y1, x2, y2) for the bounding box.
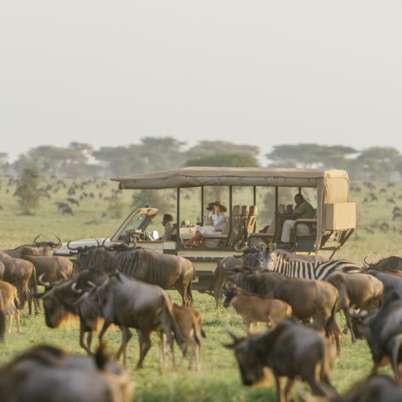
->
(363, 256, 370, 268)
(87, 281, 97, 288)
(38, 273, 51, 288)
(55, 235, 62, 246)
(33, 233, 43, 245)
(67, 240, 78, 251)
(71, 282, 83, 294)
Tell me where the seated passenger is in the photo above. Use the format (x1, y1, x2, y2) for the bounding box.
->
(190, 201, 227, 246)
(160, 213, 176, 240)
(281, 194, 315, 243)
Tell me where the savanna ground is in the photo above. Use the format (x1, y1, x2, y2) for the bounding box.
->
(0, 176, 400, 401)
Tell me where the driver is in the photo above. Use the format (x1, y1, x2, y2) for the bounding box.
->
(160, 213, 176, 240)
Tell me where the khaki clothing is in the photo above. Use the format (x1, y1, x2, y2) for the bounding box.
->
(293, 201, 315, 219)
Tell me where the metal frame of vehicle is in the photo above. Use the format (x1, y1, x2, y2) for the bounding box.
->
(111, 167, 357, 289)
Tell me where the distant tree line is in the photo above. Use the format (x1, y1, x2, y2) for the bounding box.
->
(1, 139, 402, 180)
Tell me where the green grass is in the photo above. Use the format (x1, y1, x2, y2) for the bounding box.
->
(0, 176, 401, 401)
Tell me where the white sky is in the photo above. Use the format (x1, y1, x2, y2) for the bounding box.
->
(1, 1, 401, 160)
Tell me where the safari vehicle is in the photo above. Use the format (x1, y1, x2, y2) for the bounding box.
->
(59, 167, 356, 291)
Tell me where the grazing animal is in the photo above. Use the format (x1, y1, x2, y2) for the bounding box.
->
(0, 251, 37, 314)
(334, 375, 402, 402)
(0, 280, 21, 340)
(351, 293, 402, 381)
(364, 256, 402, 277)
(73, 245, 194, 306)
(223, 285, 292, 333)
(0, 344, 134, 402)
(172, 303, 206, 370)
(327, 272, 384, 342)
(213, 248, 361, 304)
(228, 271, 341, 353)
(55, 202, 74, 215)
(225, 319, 337, 402)
(84, 273, 186, 368)
(22, 252, 74, 285)
(367, 270, 402, 300)
(36, 272, 104, 354)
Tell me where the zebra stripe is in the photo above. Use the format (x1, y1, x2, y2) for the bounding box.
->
(268, 251, 361, 280)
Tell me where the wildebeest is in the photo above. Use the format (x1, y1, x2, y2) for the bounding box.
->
(21, 250, 74, 285)
(364, 256, 402, 277)
(225, 319, 337, 402)
(172, 303, 206, 370)
(223, 285, 292, 333)
(228, 271, 341, 353)
(72, 244, 194, 306)
(367, 270, 402, 300)
(327, 272, 384, 342)
(0, 280, 21, 341)
(351, 292, 402, 381)
(76, 272, 187, 368)
(0, 344, 134, 402)
(333, 375, 402, 402)
(0, 251, 37, 314)
(4, 235, 62, 258)
(34, 274, 97, 353)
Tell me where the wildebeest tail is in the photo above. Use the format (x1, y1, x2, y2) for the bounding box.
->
(0, 299, 5, 342)
(325, 295, 339, 339)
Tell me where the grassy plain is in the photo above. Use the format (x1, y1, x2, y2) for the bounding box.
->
(0, 176, 400, 401)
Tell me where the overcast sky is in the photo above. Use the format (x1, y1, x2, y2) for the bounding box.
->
(1, 1, 401, 160)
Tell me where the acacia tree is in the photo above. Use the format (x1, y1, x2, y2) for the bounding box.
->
(14, 166, 41, 215)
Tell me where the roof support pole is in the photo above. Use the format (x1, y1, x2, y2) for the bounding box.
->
(274, 186, 279, 242)
(201, 186, 204, 225)
(253, 186, 257, 205)
(229, 185, 233, 238)
(176, 187, 181, 249)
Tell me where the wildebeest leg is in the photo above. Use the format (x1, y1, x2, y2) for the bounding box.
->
(137, 330, 152, 369)
(175, 282, 187, 306)
(390, 335, 402, 383)
(86, 331, 93, 353)
(15, 310, 21, 334)
(8, 314, 12, 334)
(79, 325, 91, 354)
(159, 333, 167, 371)
(343, 308, 355, 342)
(274, 375, 284, 402)
(98, 320, 112, 342)
(116, 326, 132, 366)
(283, 379, 294, 402)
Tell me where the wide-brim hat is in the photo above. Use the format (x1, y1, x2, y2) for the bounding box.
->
(206, 202, 215, 211)
(212, 201, 227, 212)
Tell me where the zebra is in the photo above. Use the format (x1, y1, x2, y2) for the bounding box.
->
(263, 249, 362, 281)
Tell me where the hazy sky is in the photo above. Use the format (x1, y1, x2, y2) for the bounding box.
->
(1, 1, 401, 160)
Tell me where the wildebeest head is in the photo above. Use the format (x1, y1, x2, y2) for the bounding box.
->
(68, 242, 119, 274)
(243, 244, 270, 270)
(224, 329, 266, 386)
(222, 285, 238, 308)
(36, 278, 79, 328)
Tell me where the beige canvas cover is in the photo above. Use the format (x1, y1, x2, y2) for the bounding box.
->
(113, 167, 349, 190)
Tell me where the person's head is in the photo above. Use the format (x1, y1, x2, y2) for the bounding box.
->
(162, 214, 173, 225)
(286, 204, 294, 214)
(294, 193, 304, 206)
(213, 201, 227, 214)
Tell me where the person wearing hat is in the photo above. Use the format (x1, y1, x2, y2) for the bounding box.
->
(190, 201, 228, 246)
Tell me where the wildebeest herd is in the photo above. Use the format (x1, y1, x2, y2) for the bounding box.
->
(2, 237, 402, 401)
